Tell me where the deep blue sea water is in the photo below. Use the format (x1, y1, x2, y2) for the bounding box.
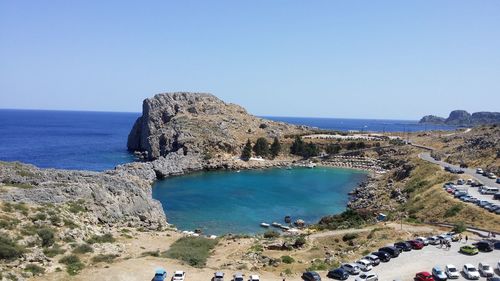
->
(265, 116, 456, 132)
(152, 167, 367, 235)
(0, 109, 139, 171)
(0, 109, 456, 171)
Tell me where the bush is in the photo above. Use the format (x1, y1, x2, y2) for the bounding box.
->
(31, 212, 47, 222)
(43, 244, 66, 257)
(318, 209, 368, 230)
(24, 264, 45, 275)
(141, 250, 160, 257)
(281, 255, 295, 264)
(294, 236, 306, 247)
(444, 204, 463, 218)
(37, 228, 55, 247)
(91, 254, 118, 264)
(342, 233, 359, 242)
(67, 200, 86, 214)
(263, 230, 280, 239)
(452, 222, 467, 233)
(72, 244, 93, 254)
(163, 237, 218, 268)
(59, 255, 85, 275)
(0, 236, 24, 260)
(86, 234, 115, 244)
(306, 259, 333, 271)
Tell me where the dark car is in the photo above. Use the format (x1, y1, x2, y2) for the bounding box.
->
(493, 241, 500, 250)
(474, 241, 493, 252)
(394, 241, 412, 252)
(494, 193, 500, 200)
(379, 246, 400, 258)
(486, 277, 500, 281)
(327, 268, 349, 280)
(302, 271, 321, 281)
(407, 240, 424, 250)
(371, 251, 391, 262)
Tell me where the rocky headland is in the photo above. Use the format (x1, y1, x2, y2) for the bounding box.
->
(419, 110, 500, 126)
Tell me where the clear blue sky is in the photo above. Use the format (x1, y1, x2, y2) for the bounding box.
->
(1, 1, 499, 119)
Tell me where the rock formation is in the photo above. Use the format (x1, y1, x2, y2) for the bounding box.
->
(127, 92, 309, 160)
(419, 110, 500, 126)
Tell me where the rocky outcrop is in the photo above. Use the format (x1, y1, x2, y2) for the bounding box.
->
(419, 110, 500, 126)
(127, 92, 310, 160)
(0, 162, 166, 228)
(419, 115, 445, 124)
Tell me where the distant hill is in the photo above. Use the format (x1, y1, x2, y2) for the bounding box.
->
(419, 110, 500, 126)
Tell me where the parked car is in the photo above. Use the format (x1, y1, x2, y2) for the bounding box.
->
(327, 268, 349, 280)
(493, 241, 500, 249)
(355, 273, 378, 281)
(232, 272, 244, 281)
(371, 251, 391, 262)
(363, 254, 380, 266)
(432, 266, 448, 281)
(427, 236, 440, 245)
(476, 168, 484, 174)
(478, 200, 490, 207)
(416, 237, 429, 246)
(302, 271, 321, 281)
(487, 172, 497, 179)
(494, 193, 500, 200)
(394, 241, 412, 252)
(460, 245, 479, 255)
(474, 241, 493, 252)
(445, 264, 459, 279)
(214, 272, 225, 281)
(463, 264, 480, 280)
(248, 275, 260, 281)
(486, 277, 500, 281)
(489, 205, 500, 212)
(478, 263, 494, 277)
(379, 246, 400, 258)
(341, 263, 360, 275)
(415, 271, 434, 281)
(356, 259, 373, 272)
(407, 240, 424, 249)
(153, 268, 167, 281)
(496, 178, 500, 184)
(172, 271, 185, 281)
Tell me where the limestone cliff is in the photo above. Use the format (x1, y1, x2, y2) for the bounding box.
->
(127, 92, 310, 160)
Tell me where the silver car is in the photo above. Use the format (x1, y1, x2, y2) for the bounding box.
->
(341, 263, 360, 275)
(445, 264, 459, 279)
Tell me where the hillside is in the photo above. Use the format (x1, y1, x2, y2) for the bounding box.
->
(419, 110, 500, 126)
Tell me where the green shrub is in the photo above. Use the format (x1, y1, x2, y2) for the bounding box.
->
(31, 212, 47, 221)
(13, 202, 29, 215)
(91, 254, 118, 264)
(86, 234, 115, 244)
(72, 244, 93, 254)
(141, 250, 160, 257)
(452, 222, 467, 233)
(67, 200, 86, 214)
(163, 237, 218, 268)
(263, 230, 280, 239)
(24, 264, 45, 275)
(306, 259, 332, 271)
(281, 255, 295, 264)
(37, 228, 55, 247)
(43, 244, 66, 257)
(318, 209, 368, 230)
(59, 255, 84, 275)
(0, 217, 20, 230)
(444, 204, 463, 218)
(342, 233, 359, 241)
(0, 236, 24, 260)
(294, 236, 306, 247)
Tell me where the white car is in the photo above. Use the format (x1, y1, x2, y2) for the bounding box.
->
(356, 259, 373, 272)
(248, 275, 260, 281)
(342, 263, 360, 275)
(463, 264, 480, 280)
(476, 168, 483, 174)
(233, 272, 244, 281)
(363, 254, 380, 266)
(498, 260, 500, 271)
(416, 237, 429, 246)
(445, 264, 459, 279)
(172, 271, 185, 281)
(355, 272, 378, 281)
(478, 263, 494, 277)
(427, 236, 440, 245)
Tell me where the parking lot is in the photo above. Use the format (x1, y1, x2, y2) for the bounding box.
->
(340, 241, 499, 281)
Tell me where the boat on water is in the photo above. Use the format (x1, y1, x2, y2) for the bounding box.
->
(271, 222, 282, 227)
(307, 162, 316, 168)
(280, 225, 290, 231)
(260, 222, 270, 228)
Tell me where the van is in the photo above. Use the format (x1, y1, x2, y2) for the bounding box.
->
(481, 187, 499, 195)
(379, 246, 400, 258)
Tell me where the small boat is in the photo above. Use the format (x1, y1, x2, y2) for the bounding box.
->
(307, 162, 316, 168)
(280, 225, 290, 231)
(271, 222, 282, 227)
(260, 222, 270, 228)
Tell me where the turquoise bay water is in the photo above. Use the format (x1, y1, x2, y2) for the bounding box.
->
(152, 167, 367, 235)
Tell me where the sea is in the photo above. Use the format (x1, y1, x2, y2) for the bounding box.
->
(0, 109, 456, 171)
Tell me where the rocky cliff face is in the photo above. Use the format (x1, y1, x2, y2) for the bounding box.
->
(0, 162, 166, 228)
(419, 110, 500, 126)
(127, 92, 310, 160)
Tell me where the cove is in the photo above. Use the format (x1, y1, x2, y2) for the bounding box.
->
(152, 167, 368, 235)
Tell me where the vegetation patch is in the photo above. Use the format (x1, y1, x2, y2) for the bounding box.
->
(263, 230, 280, 239)
(141, 250, 160, 257)
(342, 233, 359, 241)
(37, 228, 55, 247)
(72, 243, 93, 254)
(0, 236, 24, 260)
(59, 255, 85, 275)
(163, 237, 218, 268)
(67, 200, 86, 214)
(24, 264, 45, 275)
(43, 244, 66, 257)
(281, 255, 295, 264)
(86, 233, 115, 244)
(444, 204, 463, 218)
(317, 209, 369, 230)
(91, 254, 118, 264)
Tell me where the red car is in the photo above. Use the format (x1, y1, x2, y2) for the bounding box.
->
(407, 240, 424, 250)
(415, 272, 434, 281)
